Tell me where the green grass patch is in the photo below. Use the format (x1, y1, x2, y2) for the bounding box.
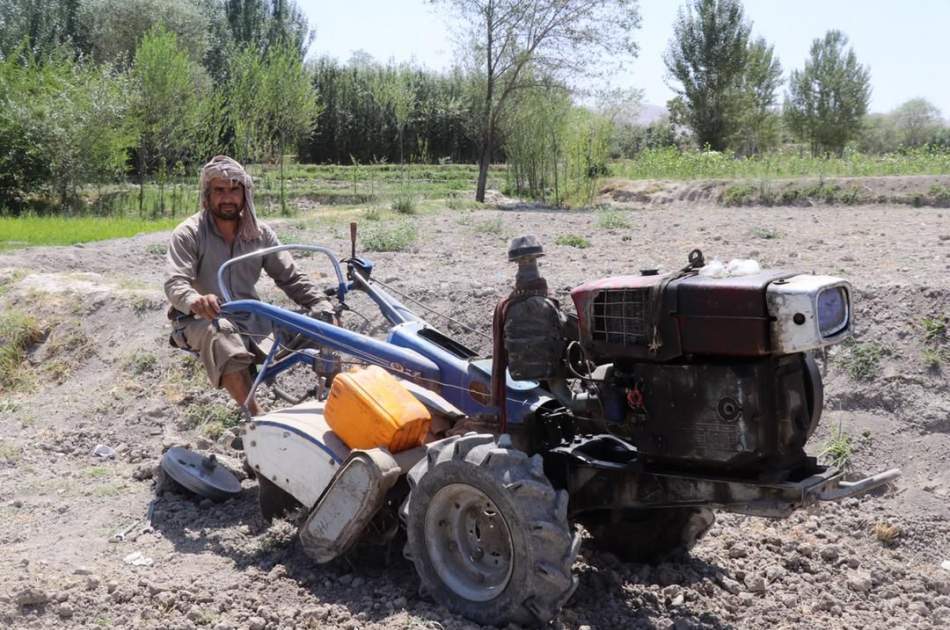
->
(124, 350, 158, 375)
(595, 210, 630, 230)
(144, 243, 167, 256)
(86, 466, 110, 479)
(0, 216, 180, 251)
(922, 316, 947, 343)
(182, 402, 242, 440)
(556, 234, 591, 249)
(838, 341, 886, 381)
(819, 425, 854, 470)
(922, 348, 946, 370)
(0, 311, 45, 391)
(0, 398, 19, 414)
(751, 226, 781, 240)
(362, 221, 417, 252)
(929, 184, 950, 206)
(390, 191, 418, 215)
(472, 218, 504, 235)
(0, 442, 21, 464)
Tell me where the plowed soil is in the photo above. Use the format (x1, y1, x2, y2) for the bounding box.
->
(1, 192, 949, 629)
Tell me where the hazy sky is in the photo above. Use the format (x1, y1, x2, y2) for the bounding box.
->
(301, 0, 949, 117)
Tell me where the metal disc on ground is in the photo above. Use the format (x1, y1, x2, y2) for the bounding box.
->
(160, 447, 241, 501)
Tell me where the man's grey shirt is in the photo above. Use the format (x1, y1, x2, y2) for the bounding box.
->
(164, 211, 323, 334)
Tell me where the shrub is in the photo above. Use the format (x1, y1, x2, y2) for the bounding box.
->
(751, 226, 781, 239)
(0, 311, 44, 390)
(473, 218, 504, 235)
(390, 192, 417, 214)
(819, 425, 853, 469)
(839, 341, 885, 381)
(596, 210, 630, 230)
(556, 234, 590, 249)
(182, 402, 242, 439)
(922, 316, 947, 342)
(362, 221, 416, 252)
(125, 350, 158, 375)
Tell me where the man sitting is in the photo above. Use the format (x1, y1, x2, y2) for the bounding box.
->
(164, 155, 332, 416)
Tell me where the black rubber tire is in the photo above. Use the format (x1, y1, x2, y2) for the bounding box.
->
(578, 507, 715, 564)
(803, 352, 824, 439)
(403, 433, 580, 627)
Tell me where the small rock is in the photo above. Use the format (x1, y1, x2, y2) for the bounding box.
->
(56, 603, 75, 619)
(12, 499, 23, 508)
(110, 587, 133, 603)
(765, 565, 785, 583)
(392, 596, 407, 609)
(908, 601, 930, 616)
(195, 437, 213, 450)
(85, 576, 101, 591)
(132, 463, 155, 481)
(847, 572, 873, 593)
(719, 576, 742, 595)
(162, 436, 190, 452)
(727, 546, 748, 559)
(15, 587, 48, 607)
(92, 444, 116, 459)
(247, 616, 266, 630)
(745, 575, 767, 593)
(819, 545, 840, 562)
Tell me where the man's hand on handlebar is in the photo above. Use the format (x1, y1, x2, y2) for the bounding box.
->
(190, 294, 221, 320)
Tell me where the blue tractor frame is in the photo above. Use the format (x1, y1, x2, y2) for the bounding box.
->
(216, 244, 546, 423)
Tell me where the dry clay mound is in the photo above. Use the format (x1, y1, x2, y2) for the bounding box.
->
(599, 174, 950, 208)
(1, 204, 949, 629)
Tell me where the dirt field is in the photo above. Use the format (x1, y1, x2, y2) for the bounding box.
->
(0, 192, 948, 629)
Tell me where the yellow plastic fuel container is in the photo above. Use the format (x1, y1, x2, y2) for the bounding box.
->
(324, 365, 431, 453)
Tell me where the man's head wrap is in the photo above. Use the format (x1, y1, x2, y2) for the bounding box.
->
(199, 155, 261, 241)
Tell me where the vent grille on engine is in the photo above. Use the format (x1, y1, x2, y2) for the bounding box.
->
(591, 288, 648, 346)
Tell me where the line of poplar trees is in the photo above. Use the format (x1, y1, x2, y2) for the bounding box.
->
(0, 0, 485, 215)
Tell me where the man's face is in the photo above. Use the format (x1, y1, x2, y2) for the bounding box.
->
(208, 177, 245, 221)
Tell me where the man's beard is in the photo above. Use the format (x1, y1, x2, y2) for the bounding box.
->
(211, 203, 242, 221)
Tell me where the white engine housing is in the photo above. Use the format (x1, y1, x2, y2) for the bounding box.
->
(767, 274, 853, 354)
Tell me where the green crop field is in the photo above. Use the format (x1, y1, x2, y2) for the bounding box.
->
(612, 147, 950, 180)
(0, 216, 181, 250)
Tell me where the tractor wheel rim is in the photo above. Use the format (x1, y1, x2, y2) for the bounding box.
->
(424, 483, 514, 602)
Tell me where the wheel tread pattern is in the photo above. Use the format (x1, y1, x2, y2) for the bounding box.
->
(403, 433, 579, 627)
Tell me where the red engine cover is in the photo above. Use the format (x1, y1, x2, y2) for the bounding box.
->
(571, 270, 795, 361)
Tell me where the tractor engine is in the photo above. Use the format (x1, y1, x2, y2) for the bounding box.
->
(502, 237, 853, 478)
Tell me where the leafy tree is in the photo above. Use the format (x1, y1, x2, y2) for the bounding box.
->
(224, 0, 312, 56)
(80, 0, 211, 66)
(664, 0, 750, 151)
(784, 30, 870, 156)
(259, 43, 321, 213)
(226, 45, 270, 165)
(435, 0, 640, 202)
(892, 98, 943, 148)
(856, 112, 900, 154)
(730, 37, 782, 155)
(0, 0, 86, 58)
(131, 25, 210, 212)
(379, 67, 415, 165)
(0, 45, 132, 212)
(303, 56, 475, 165)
